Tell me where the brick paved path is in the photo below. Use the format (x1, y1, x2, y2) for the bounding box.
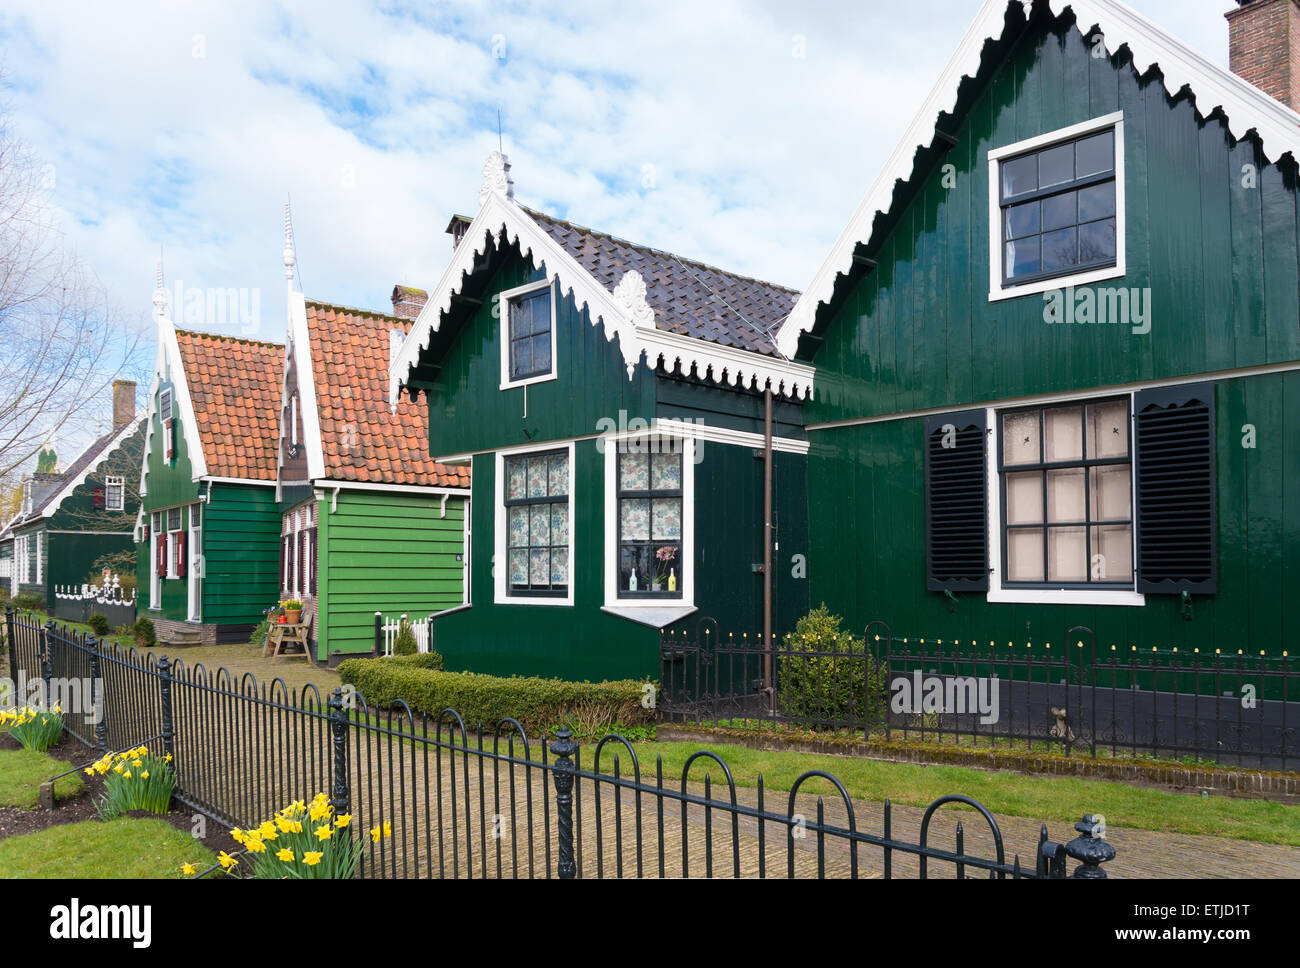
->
(343, 740, 1300, 879)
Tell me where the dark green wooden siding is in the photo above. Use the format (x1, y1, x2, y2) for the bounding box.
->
(806, 22, 1300, 423)
(202, 484, 280, 625)
(422, 251, 654, 460)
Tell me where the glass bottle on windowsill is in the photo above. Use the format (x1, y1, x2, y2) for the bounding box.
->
(629, 570, 638, 592)
(668, 568, 676, 593)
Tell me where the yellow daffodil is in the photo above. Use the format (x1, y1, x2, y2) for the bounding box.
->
(370, 825, 381, 844)
(181, 862, 197, 876)
(276, 848, 294, 862)
(231, 828, 246, 844)
(383, 821, 392, 839)
(303, 851, 323, 867)
(314, 824, 334, 842)
(141, 771, 150, 779)
(245, 835, 266, 854)
(123, 770, 132, 779)
(164, 753, 172, 763)
(334, 813, 351, 828)
(218, 852, 237, 870)
(258, 821, 277, 840)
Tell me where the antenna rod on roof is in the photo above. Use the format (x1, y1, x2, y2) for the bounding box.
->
(497, 109, 503, 153)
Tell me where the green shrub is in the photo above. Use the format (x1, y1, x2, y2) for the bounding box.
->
(248, 617, 272, 648)
(11, 592, 44, 612)
(391, 619, 418, 656)
(777, 603, 888, 728)
(0, 705, 65, 751)
(88, 613, 112, 637)
(131, 616, 156, 650)
(388, 652, 444, 671)
(338, 658, 651, 739)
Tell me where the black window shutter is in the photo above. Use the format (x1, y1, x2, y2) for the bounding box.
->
(309, 526, 318, 597)
(925, 410, 989, 591)
(1134, 383, 1217, 594)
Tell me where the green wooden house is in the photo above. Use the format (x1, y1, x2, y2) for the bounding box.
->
(0, 381, 144, 607)
(391, 157, 816, 681)
(772, 0, 1300, 657)
(274, 248, 471, 665)
(135, 280, 285, 646)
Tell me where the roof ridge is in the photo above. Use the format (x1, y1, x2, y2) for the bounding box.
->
(305, 298, 405, 324)
(174, 328, 284, 351)
(520, 206, 800, 295)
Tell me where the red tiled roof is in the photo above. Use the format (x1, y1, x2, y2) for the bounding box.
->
(305, 302, 469, 488)
(174, 329, 283, 481)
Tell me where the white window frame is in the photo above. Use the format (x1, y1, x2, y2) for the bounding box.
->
(150, 512, 162, 609)
(104, 476, 125, 512)
(987, 111, 1126, 302)
(498, 279, 558, 391)
(15, 534, 28, 585)
(166, 507, 183, 580)
(984, 395, 1144, 607)
(493, 439, 575, 607)
(602, 432, 695, 616)
(159, 387, 173, 422)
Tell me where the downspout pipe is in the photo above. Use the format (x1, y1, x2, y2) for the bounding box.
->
(763, 382, 774, 713)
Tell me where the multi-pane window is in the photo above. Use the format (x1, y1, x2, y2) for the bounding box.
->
(506, 285, 553, 383)
(160, 388, 173, 422)
(104, 477, 124, 511)
(504, 449, 569, 597)
(1000, 127, 1117, 286)
(617, 445, 684, 598)
(167, 507, 182, 579)
(999, 399, 1132, 586)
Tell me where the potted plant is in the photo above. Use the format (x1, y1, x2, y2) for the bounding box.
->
(281, 598, 303, 625)
(652, 545, 677, 592)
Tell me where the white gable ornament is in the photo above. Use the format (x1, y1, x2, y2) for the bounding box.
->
(479, 151, 515, 206)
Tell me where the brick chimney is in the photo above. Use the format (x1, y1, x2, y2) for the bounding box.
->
(112, 380, 136, 431)
(390, 285, 428, 320)
(445, 215, 472, 251)
(1226, 0, 1300, 111)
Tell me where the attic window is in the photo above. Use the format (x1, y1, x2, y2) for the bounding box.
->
(499, 280, 556, 390)
(160, 388, 173, 422)
(104, 477, 125, 512)
(988, 112, 1125, 301)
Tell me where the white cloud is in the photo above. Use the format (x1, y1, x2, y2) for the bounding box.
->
(0, 0, 1234, 352)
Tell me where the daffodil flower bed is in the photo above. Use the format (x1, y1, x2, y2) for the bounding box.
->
(86, 746, 176, 818)
(0, 705, 65, 752)
(194, 792, 393, 879)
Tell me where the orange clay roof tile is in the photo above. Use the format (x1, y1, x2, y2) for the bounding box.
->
(174, 329, 283, 481)
(304, 301, 469, 488)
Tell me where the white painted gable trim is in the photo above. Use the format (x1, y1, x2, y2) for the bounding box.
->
(775, 0, 1300, 359)
(140, 313, 209, 493)
(40, 417, 141, 522)
(391, 191, 816, 404)
(277, 292, 326, 487)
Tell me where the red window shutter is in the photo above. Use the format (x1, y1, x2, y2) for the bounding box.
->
(177, 531, 187, 578)
(92, 486, 105, 509)
(157, 535, 166, 577)
(164, 418, 175, 461)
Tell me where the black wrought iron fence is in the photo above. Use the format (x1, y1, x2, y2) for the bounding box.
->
(1, 605, 1119, 879)
(660, 619, 1297, 770)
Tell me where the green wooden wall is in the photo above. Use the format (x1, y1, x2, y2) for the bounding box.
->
(806, 19, 1300, 418)
(802, 20, 1300, 656)
(202, 483, 280, 626)
(316, 490, 467, 661)
(422, 252, 655, 460)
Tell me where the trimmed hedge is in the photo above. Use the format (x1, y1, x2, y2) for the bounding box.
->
(386, 651, 445, 671)
(337, 656, 650, 739)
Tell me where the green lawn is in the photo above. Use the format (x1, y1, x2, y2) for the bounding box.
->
(0, 748, 84, 808)
(619, 741, 1300, 847)
(0, 818, 212, 878)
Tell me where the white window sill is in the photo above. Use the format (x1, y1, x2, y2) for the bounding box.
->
(989, 263, 1126, 303)
(601, 604, 697, 629)
(987, 587, 1145, 607)
(494, 594, 574, 607)
(499, 372, 557, 392)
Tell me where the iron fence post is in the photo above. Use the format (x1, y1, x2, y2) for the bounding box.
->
(550, 726, 579, 879)
(86, 635, 108, 752)
(373, 612, 382, 655)
(329, 687, 350, 815)
(1064, 814, 1116, 879)
(157, 655, 175, 762)
(40, 620, 54, 708)
(4, 604, 15, 692)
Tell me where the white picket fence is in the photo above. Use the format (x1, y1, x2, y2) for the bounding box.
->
(376, 612, 434, 656)
(54, 575, 136, 607)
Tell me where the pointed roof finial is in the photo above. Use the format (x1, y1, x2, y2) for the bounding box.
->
(283, 199, 296, 285)
(479, 151, 514, 206)
(152, 255, 168, 321)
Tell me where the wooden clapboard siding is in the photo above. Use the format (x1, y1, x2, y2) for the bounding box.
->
(316, 490, 466, 660)
(201, 483, 280, 625)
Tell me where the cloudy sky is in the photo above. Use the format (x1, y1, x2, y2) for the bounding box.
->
(1, 0, 1231, 357)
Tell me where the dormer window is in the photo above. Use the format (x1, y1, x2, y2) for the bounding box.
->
(499, 280, 556, 389)
(988, 112, 1125, 300)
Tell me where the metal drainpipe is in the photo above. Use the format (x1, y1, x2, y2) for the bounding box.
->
(763, 383, 774, 712)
